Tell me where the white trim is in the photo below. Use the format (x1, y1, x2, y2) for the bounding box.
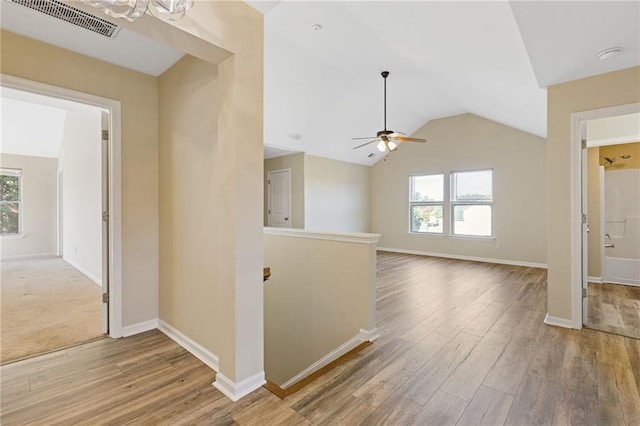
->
(359, 327, 380, 342)
(0, 74, 123, 338)
(0, 252, 57, 261)
(121, 318, 158, 337)
(570, 102, 640, 330)
(377, 247, 547, 269)
(544, 314, 576, 329)
(157, 320, 219, 372)
(279, 329, 377, 390)
(0, 234, 25, 240)
(587, 135, 640, 147)
(213, 371, 266, 402)
(587, 276, 602, 284)
(265, 227, 381, 245)
(604, 279, 640, 287)
(63, 256, 102, 286)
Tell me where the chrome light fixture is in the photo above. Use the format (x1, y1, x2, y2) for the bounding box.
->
(81, 0, 193, 22)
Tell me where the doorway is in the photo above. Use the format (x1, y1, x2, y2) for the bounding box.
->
(0, 75, 123, 362)
(267, 169, 291, 228)
(579, 107, 640, 339)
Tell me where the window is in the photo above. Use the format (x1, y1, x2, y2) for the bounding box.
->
(0, 169, 22, 236)
(409, 173, 444, 233)
(451, 169, 493, 237)
(409, 169, 493, 237)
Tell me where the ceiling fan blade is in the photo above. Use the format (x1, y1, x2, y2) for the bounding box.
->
(389, 132, 406, 137)
(353, 139, 380, 149)
(394, 136, 427, 143)
(352, 136, 378, 140)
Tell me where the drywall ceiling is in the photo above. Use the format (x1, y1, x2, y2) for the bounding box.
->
(0, 0, 185, 76)
(2, 1, 637, 165)
(0, 87, 101, 158)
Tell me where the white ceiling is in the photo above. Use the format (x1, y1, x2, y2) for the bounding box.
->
(0, 87, 101, 158)
(0, 0, 185, 76)
(1, 1, 638, 166)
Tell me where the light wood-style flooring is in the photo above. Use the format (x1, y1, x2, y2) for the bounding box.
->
(2, 252, 640, 425)
(587, 281, 640, 340)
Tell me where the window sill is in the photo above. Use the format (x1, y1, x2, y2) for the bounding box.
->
(1, 234, 25, 240)
(407, 232, 494, 241)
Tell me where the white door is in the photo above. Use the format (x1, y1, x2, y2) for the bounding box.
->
(101, 111, 109, 334)
(268, 169, 291, 228)
(581, 125, 589, 325)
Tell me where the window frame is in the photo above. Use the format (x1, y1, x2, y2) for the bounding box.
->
(408, 172, 446, 235)
(0, 168, 23, 238)
(450, 168, 493, 238)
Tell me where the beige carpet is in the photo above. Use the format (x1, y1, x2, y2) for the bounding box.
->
(1, 256, 104, 364)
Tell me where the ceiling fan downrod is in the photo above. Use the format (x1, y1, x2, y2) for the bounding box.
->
(382, 71, 389, 132)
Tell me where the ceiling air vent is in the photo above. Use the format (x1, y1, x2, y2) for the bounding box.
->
(10, 0, 120, 38)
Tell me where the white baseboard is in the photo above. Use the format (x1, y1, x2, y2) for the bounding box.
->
(63, 257, 102, 286)
(279, 329, 377, 390)
(213, 371, 266, 402)
(587, 276, 602, 283)
(377, 247, 547, 269)
(359, 327, 380, 342)
(1, 252, 58, 261)
(121, 318, 159, 337)
(544, 314, 575, 329)
(157, 320, 219, 372)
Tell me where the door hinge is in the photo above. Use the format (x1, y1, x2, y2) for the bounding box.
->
(268, 180, 271, 185)
(102, 130, 109, 141)
(102, 293, 109, 303)
(582, 213, 587, 224)
(102, 211, 109, 222)
(582, 288, 587, 298)
(581, 139, 587, 149)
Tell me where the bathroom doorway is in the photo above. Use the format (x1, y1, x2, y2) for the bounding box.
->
(584, 113, 640, 339)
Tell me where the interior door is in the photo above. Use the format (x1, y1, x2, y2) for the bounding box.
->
(101, 111, 110, 334)
(268, 169, 291, 228)
(581, 125, 589, 325)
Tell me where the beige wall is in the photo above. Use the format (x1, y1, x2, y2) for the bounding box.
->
(0, 154, 57, 258)
(1, 30, 160, 326)
(371, 113, 547, 265)
(59, 110, 103, 284)
(264, 153, 305, 228)
(264, 229, 377, 387)
(586, 147, 601, 278)
(304, 154, 371, 233)
(157, 1, 264, 387)
(158, 54, 222, 358)
(547, 66, 640, 322)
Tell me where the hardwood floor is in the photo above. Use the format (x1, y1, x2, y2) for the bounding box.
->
(587, 281, 640, 340)
(2, 252, 640, 425)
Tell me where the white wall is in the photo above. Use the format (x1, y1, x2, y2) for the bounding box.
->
(58, 110, 102, 285)
(304, 154, 371, 233)
(604, 168, 640, 260)
(371, 113, 547, 266)
(0, 154, 57, 258)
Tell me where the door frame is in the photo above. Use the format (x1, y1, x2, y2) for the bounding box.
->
(1, 74, 124, 337)
(267, 168, 291, 228)
(570, 102, 640, 328)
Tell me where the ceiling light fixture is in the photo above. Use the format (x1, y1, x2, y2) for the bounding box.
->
(598, 47, 622, 60)
(81, 0, 194, 22)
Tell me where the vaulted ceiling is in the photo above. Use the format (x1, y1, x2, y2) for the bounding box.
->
(1, 1, 638, 165)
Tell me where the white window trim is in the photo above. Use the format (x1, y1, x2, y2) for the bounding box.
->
(408, 172, 445, 235)
(408, 168, 494, 239)
(0, 168, 23, 238)
(450, 169, 493, 238)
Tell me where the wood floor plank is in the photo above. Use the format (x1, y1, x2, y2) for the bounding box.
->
(456, 385, 514, 426)
(504, 374, 560, 426)
(411, 390, 468, 425)
(1, 253, 636, 425)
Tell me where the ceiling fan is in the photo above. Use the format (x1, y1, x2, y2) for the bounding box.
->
(352, 71, 426, 153)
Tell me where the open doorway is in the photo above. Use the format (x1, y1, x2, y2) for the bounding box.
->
(0, 82, 115, 363)
(580, 109, 640, 339)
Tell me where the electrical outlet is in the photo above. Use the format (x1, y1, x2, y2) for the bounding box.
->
(496, 242, 502, 250)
